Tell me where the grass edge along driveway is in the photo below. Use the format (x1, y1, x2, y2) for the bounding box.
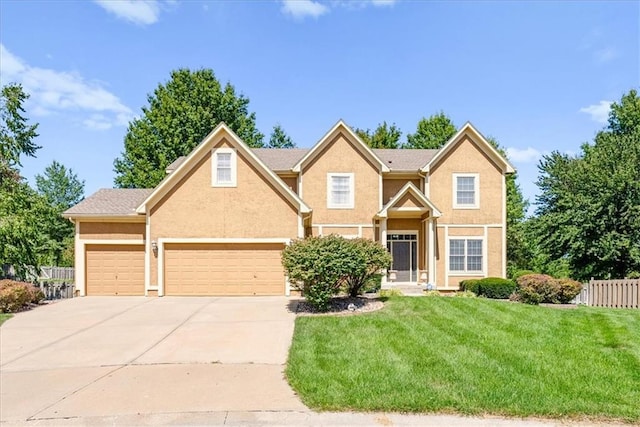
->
(286, 297, 640, 423)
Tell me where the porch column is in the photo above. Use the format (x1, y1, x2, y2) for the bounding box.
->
(428, 218, 436, 285)
(380, 218, 388, 286)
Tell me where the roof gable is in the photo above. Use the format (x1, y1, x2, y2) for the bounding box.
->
(421, 122, 516, 174)
(136, 123, 311, 214)
(376, 182, 442, 218)
(292, 120, 390, 173)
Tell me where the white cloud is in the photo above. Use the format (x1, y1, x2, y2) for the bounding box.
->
(579, 100, 612, 124)
(371, 0, 397, 6)
(506, 147, 542, 164)
(94, 0, 161, 25)
(281, 0, 329, 19)
(0, 44, 133, 131)
(281, 0, 394, 19)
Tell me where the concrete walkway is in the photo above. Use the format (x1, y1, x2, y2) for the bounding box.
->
(1, 297, 623, 426)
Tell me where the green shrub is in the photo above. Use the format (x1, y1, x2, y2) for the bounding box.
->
(514, 274, 582, 305)
(424, 290, 441, 297)
(475, 277, 517, 299)
(364, 273, 383, 293)
(453, 290, 477, 298)
(341, 238, 392, 297)
(281, 235, 391, 311)
(459, 279, 480, 294)
(628, 271, 640, 279)
(0, 280, 43, 313)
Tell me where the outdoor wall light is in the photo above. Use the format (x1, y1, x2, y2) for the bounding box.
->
(151, 241, 158, 252)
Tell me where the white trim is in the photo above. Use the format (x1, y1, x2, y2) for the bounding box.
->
(501, 174, 507, 278)
(298, 173, 303, 199)
(145, 214, 151, 294)
(159, 237, 291, 244)
(376, 181, 442, 218)
(386, 230, 419, 283)
(428, 218, 436, 284)
(437, 223, 503, 228)
(452, 173, 480, 209)
(135, 122, 311, 214)
(378, 174, 383, 210)
(156, 237, 291, 297)
(421, 122, 516, 174)
(447, 236, 485, 276)
(380, 218, 388, 286)
(211, 147, 237, 187)
(327, 172, 355, 209)
(311, 223, 374, 227)
(297, 213, 305, 238)
(444, 225, 449, 287)
(292, 120, 390, 173)
(74, 222, 83, 296)
(80, 239, 146, 297)
(483, 225, 489, 276)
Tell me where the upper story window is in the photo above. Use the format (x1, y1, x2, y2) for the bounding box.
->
(453, 173, 479, 209)
(212, 148, 237, 187)
(327, 173, 354, 209)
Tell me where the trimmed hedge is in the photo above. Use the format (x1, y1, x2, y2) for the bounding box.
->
(0, 280, 44, 313)
(476, 277, 517, 299)
(459, 278, 516, 299)
(459, 279, 480, 294)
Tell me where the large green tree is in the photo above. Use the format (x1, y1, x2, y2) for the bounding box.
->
(113, 68, 264, 188)
(0, 83, 40, 181)
(355, 121, 402, 148)
(267, 124, 296, 148)
(36, 160, 85, 210)
(404, 112, 456, 149)
(534, 89, 640, 280)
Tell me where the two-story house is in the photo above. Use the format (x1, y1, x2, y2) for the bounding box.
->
(64, 120, 514, 296)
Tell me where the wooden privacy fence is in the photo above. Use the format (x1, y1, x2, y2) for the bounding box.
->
(39, 266, 75, 281)
(575, 278, 640, 309)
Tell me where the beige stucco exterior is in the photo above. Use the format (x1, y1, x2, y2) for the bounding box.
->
(79, 222, 145, 240)
(301, 131, 380, 227)
(68, 121, 511, 296)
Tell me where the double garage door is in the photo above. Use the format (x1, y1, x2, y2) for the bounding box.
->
(164, 243, 286, 296)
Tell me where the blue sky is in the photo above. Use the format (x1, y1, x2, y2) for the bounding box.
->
(1, 0, 638, 213)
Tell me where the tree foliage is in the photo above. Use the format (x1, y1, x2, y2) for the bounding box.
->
(36, 160, 85, 210)
(267, 124, 296, 148)
(355, 121, 402, 148)
(0, 83, 40, 181)
(404, 112, 456, 149)
(534, 89, 640, 280)
(113, 68, 264, 188)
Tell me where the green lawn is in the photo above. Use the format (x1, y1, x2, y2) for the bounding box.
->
(286, 297, 640, 422)
(0, 313, 13, 326)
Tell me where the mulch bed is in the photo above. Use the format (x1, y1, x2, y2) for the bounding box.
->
(294, 295, 384, 316)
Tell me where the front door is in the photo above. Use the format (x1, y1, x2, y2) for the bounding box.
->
(387, 233, 418, 282)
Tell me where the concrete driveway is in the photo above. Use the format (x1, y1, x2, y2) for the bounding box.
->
(0, 296, 306, 424)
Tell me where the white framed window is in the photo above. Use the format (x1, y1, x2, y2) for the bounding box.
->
(212, 148, 237, 187)
(327, 173, 354, 209)
(449, 238, 483, 274)
(453, 173, 479, 209)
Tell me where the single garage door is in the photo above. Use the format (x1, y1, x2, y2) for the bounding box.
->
(85, 244, 145, 296)
(164, 243, 286, 296)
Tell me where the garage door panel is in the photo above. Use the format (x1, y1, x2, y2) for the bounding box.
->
(86, 245, 145, 296)
(164, 243, 285, 296)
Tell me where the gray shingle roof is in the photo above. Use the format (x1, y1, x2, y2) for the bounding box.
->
(63, 188, 152, 217)
(164, 148, 438, 173)
(252, 148, 308, 171)
(373, 149, 438, 171)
